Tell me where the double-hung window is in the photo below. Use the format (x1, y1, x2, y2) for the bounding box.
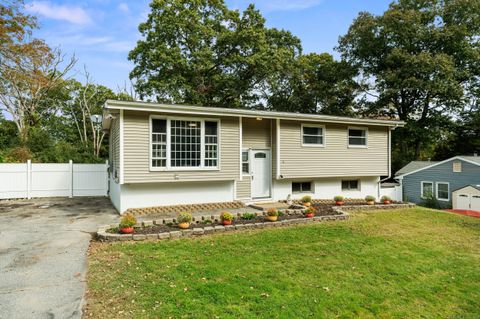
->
(436, 182, 449, 201)
(242, 150, 249, 174)
(421, 181, 434, 198)
(151, 118, 219, 170)
(348, 128, 367, 147)
(302, 124, 325, 146)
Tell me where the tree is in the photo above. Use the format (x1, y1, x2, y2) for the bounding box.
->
(0, 0, 75, 142)
(337, 0, 480, 168)
(129, 0, 301, 109)
(267, 53, 359, 116)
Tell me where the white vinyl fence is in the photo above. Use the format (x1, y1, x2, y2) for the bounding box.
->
(380, 184, 403, 202)
(0, 160, 108, 200)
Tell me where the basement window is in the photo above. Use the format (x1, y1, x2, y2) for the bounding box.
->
(342, 180, 360, 191)
(292, 182, 313, 193)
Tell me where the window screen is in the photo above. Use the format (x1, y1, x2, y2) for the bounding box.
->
(348, 129, 367, 146)
(302, 126, 324, 145)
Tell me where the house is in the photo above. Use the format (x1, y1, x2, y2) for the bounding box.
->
(395, 155, 480, 209)
(102, 100, 404, 213)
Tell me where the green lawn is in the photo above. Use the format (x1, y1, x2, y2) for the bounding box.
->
(86, 208, 480, 318)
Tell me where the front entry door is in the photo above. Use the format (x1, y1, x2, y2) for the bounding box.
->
(251, 150, 271, 198)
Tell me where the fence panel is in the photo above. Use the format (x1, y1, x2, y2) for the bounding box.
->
(0, 161, 108, 200)
(0, 163, 28, 199)
(380, 185, 402, 202)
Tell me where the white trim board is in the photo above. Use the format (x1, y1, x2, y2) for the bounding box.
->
(396, 156, 480, 178)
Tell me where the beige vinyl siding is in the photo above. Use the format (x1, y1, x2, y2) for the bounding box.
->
(279, 120, 388, 178)
(242, 118, 271, 149)
(123, 111, 239, 183)
(109, 118, 120, 181)
(236, 177, 251, 199)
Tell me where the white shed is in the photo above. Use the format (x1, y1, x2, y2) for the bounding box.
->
(452, 185, 480, 211)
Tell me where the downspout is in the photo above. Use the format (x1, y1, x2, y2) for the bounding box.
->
(378, 127, 393, 198)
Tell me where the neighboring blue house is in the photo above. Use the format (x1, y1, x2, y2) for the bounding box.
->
(395, 156, 480, 208)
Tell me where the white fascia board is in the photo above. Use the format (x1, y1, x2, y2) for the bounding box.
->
(395, 156, 480, 179)
(104, 100, 405, 128)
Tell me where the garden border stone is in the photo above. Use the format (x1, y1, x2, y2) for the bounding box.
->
(97, 203, 415, 242)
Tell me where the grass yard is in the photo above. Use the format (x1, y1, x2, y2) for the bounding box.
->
(86, 207, 480, 318)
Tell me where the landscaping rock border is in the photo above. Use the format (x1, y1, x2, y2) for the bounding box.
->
(97, 203, 415, 242)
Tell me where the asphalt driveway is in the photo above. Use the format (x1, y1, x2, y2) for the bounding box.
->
(0, 197, 118, 319)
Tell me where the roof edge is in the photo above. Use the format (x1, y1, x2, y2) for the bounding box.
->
(396, 156, 480, 178)
(104, 99, 405, 127)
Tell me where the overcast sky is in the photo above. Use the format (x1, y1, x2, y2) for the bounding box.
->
(25, 0, 392, 91)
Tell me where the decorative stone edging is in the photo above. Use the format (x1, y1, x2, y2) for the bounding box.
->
(96, 203, 415, 242)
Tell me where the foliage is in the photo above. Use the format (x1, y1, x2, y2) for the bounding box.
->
(334, 195, 344, 202)
(119, 213, 137, 229)
(338, 0, 480, 170)
(301, 195, 312, 203)
(305, 207, 316, 215)
(381, 195, 391, 202)
(220, 212, 234, 222)
(266, 208, 278, 217)
(87, 207, 480, 318)
(3, 146, 31, 162)
(177, 212, 192, 223)
(129, 0, 301, 108)
(365, 195, 376, 202)
(242, 213, 256, 220)
(421, 193, 440, 209)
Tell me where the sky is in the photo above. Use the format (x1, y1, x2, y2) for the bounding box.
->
(25, 0, 393, 91)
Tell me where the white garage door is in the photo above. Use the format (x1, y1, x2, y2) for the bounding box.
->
(456, 194, 480, 211)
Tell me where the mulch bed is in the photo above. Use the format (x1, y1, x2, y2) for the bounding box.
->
(110, 205, 338, 235)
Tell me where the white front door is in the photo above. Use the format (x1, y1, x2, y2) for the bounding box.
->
(251, 150, 271, 198)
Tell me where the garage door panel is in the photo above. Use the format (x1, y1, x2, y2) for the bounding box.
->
(472, 195, 480, 211)
(457, 194, 470, 210)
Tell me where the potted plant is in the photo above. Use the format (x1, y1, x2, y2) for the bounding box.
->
(265, 208, 279, 222)
(119, 213, 137, 234)
(365, 195, 376, 205)
(334, 195, 345, 206)
(381, 195, 392, 205)
(177, 212, 192, 229)
(220, 212, 234, 225)
(301, 195, 312, 207)
(304, 207, 315, 218)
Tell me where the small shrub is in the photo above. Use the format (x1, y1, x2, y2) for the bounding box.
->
(305, 207, 316, 215)
(365, 195, 376, 202)
(277, 210, 285, 217)
(242, 213, 256, 220)
(119, 213, 137, 228)
(334, 195, 344, 202)
(381, 195, 391, 202)
(177, 212, 192, 223)
(301, 195, 312, 203)
(422, 194, 440, 209)
(200, 220, 212, 224)
(266, 208, 278, 217)
(220, 212, 234, 221)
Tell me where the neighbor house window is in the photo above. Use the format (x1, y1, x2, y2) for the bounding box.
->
(421, 181, 434, 198)
(348, 128, 367, 147)
(342, 180, 360, 191)
(302, 124, 325, 146)
(242, 150, 249, 174)
(151, 118, 219, 169)
(292, 182, 312, 193)
(436, 182, 449, 201)
(453, 161, 462, 173)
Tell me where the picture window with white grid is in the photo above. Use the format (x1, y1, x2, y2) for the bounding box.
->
(151, 118, 219, 169)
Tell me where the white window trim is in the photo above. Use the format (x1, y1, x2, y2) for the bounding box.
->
(149, 115, 221, 172)
(436, 182, 450, 201)
(341, 179, 361, 191)
(301, 123, 326, 147)
(242, 148, 251, 176)
(421, 181, 434, 199)
(347, 126, 368, 148)
(292, 181, 314, 194)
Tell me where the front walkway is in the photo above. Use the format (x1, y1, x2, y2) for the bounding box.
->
(0, 197, 118, 319)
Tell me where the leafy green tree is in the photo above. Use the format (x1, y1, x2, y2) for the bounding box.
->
(338, 0, 480, 169)
(129, 0, 301, 108)
(267, 53, 359, 115)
